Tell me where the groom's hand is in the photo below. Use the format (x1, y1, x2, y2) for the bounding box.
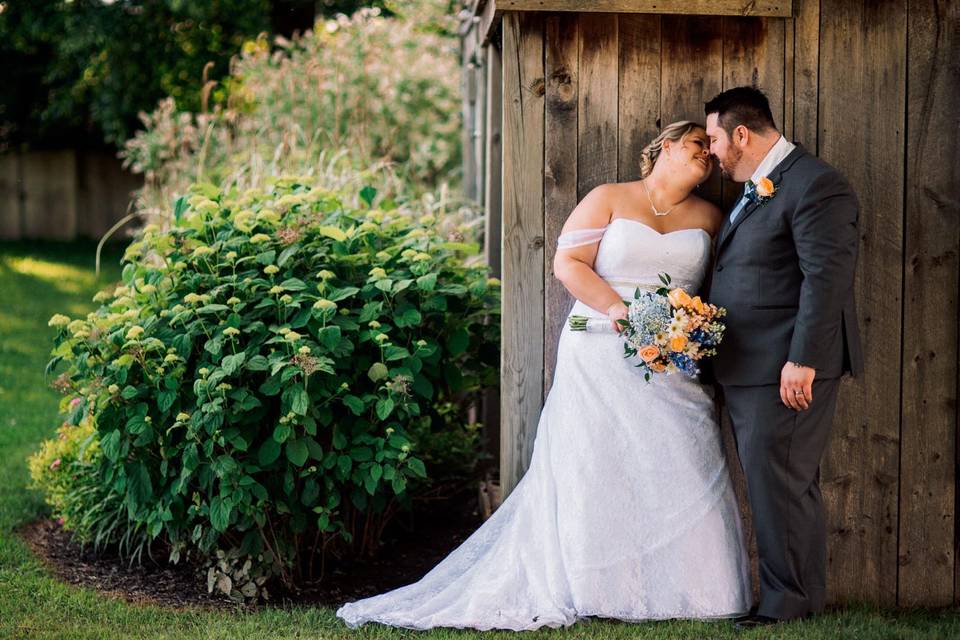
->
(780, 362, 815, 411)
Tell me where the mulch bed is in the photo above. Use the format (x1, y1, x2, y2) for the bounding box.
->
(17, 481, 485, 611)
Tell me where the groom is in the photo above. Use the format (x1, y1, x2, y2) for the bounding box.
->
(703, 86, 863, 628)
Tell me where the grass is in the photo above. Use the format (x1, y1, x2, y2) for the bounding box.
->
(0, 240, 958, 639)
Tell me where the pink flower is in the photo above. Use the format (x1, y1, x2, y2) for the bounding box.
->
(49, 458, 62, 471)
(70, 397, 82, 407)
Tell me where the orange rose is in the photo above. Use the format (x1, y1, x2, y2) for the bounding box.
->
(638, 345, 659, 362)
(669, 334, 688, 352)
(667, 288, 692, 308)
(650, 361, 667, 373)
(756, 176, 775, 198)
(690, 295, 706, 315)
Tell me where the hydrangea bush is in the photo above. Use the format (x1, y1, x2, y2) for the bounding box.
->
(38, 177, 500, 596)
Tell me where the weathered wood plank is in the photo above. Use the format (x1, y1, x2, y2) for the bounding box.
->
(618, 14, 661, 183)
(818, 0, 905, 607)
(76, 151, 139, 240)
(500, 12, 545, 497)
(0, 153, 22, 240)
(462, 31, 480, 202)
(577, 12, 619, 199)
(660, 15, 722, 205)
(21, 150, 77, 241)
(543, 13, 579, 395)
(792, 0, 819, 151)
(720, 16, 785, 210)
(496, 0, 792, 18)
(482, 43, 504, 466)
(899, 0, 959, 607)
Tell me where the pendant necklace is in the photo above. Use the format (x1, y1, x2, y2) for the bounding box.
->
(642, 179, 675, 217)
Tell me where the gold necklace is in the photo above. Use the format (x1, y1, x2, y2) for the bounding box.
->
(642, 179, 676, 217)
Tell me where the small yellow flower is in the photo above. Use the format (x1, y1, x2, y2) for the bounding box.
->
(418, 214, 436, 225)
(284, 331, 302, 342)
(223, 327, 241, 337)
(225, 251, 238, 261)
(92, 290, 111, 302)
(184, 293, 203, 305)
(368, 320, 381, 329)
(176, 412, 191, 422)
(108, 384, 120, 395)
(401, 249, 417, 259)
(413, 252, 431, 262)
(199, 367, 210, 376)
(233, 210, 256, 233)
(256, 209, 281, 225)
(250, 233, 271, 244)
(279, 294, 293, 304)
(487, 277, 501, 287)
(369, 267, 387, 279)
(191, 246, 214, 258)
(125, 326, 145, 340)
(263, 264, 280, 275)
(374, 333, 389, 343)
(317, 270, 335, 280)
(669, 334, 689, 352)
(298, 345, 311, 354)
(164, 353, 180, 363)
(375, 250, 391, 261)
(216, 383, 232, 391)
(144, 416, 152, 424)
(227, 296, 241, 305)
(269, 285, 284, 295)
(313, 299, 337, 312)
(140, 284, 157, 295)
(48, 314, 71, 328)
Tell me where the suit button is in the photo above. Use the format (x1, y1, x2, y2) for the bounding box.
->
(716, 265, 724, 272)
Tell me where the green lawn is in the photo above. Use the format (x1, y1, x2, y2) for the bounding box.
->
(0, 240, 957, 639)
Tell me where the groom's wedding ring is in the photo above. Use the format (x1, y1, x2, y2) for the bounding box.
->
(793, 390, 803, 395)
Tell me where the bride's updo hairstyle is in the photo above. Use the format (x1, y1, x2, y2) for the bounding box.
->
(638, 120, 703, 178)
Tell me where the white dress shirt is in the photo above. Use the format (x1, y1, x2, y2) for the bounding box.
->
(728, 134, 797, 223)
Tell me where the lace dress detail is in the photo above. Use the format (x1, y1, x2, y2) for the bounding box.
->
(336, 218, 751, 631)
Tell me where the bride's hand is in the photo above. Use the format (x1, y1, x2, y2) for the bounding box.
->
(606, 301, 629, 333)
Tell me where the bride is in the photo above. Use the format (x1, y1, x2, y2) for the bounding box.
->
(336, 121, 752, 631)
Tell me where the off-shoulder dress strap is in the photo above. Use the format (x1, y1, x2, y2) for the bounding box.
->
(556, 226, 607, 249)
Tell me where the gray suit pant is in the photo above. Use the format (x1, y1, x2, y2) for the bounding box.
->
(722, 378, 840, 620)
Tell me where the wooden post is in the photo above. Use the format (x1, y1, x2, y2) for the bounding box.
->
(500, 12, 545, 497)
(0, 153, 22, 240)
(21, 150, 78, 241)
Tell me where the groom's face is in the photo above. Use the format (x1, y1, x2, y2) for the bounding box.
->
(705, 113, 745, 182)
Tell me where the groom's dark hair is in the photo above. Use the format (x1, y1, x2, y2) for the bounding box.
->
(704, 86, 776, 137)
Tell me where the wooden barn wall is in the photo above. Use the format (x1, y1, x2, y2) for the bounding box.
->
(498, 1, 960, 606)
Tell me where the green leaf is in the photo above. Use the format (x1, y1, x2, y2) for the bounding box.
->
(246, 355, 269, 371)
(277, 244, 299, 267)
(291, 386, 309, 415)
(101, 430, 122, 461)
(375, 397, 394, 420)
(125, 461, 152, 517)
(370, 463, 383, 482)
(280, 277, 307, 291)
(391, 476, 407, 495)
(121, 385, 139, 400)
(337, 454, 352, 476)
(446, 327, 469, 356)
(384, 345, 410, 361)
(327, 286, 360, 302)
(407, 457, 427, 478)
(318, 325, 342, 350)
(343, 395, 365, 416)
(367, 362, 389, 382)
(173, 195, 187, 222)
(286, 439, 309, 467)
(221, 352, 246, 376)
(350, 447, 373, 462)
(318, 226, 347, 242)
(364, 475, 378, 495)
(395, 306, 422, 328)
(359, 185, 377, 206)
(210, 496, 232, 532)
(258, 439, 281, 465)
(416, 273, 437, 291)
(273, 424, 293, 443)
(411, 374, 434, 399)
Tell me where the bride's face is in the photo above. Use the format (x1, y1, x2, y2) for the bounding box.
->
(664, 128, 712, 183)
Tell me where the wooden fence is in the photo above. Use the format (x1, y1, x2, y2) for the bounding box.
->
(1, 150, 141, 242)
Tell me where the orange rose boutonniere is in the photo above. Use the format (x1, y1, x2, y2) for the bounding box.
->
(746, 176, 777, 206)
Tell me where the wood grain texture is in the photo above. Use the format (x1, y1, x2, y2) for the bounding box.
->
(818, 0, 905, 607)
(898, 0, 959, 607)
(719, 16, 785, 211)
(577, 13, 619, 199)
(660, 15, 722, 206)
(484, 42, 504, 279)
(0, 153, 22, 240)
(792, 0, 819, 151)
(500, 12, 546, 498)
(76, 151, 139, 240)
(21, 150, 77, 241)
(496, 0, 792, 17)
(543, 13, 579, 395)
(618, 14, 661, 183)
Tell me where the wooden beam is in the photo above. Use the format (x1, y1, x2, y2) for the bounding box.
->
(500, 12, 545, 498)
(495, 0, 791, 17)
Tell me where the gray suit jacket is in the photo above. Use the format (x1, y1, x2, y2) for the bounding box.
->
(705, 145, 864, 386)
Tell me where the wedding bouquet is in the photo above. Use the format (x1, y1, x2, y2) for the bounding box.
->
(568, 273, 727, 381)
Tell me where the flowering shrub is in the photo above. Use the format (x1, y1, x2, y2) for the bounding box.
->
(40, 176, 500, 594)
(121, 3, 462, 219)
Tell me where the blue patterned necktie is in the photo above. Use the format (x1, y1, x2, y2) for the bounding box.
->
(729, 181, 757, 224)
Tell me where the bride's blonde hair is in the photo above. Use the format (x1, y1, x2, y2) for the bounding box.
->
(639, 120, 703, 178)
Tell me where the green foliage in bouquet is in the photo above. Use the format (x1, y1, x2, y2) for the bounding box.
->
(41, 177, 500, 593)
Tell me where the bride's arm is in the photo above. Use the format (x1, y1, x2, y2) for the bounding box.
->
(552, 185, 626, 324)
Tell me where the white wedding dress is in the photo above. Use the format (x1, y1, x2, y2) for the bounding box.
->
(336, 217, 752, 631)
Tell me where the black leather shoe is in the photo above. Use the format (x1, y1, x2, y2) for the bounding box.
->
(732, 606, 759, 623)
(734, 614, 781, 631)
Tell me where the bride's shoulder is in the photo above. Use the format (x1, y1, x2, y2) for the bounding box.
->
(684, 194, 723, 237)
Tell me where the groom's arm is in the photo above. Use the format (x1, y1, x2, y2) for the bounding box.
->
(788, 170, 859, 373)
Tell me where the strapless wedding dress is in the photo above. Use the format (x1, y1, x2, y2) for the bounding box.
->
(336, 217, 752, 631)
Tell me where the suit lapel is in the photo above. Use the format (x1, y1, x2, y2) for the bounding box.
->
(716, 145, 808, 255)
